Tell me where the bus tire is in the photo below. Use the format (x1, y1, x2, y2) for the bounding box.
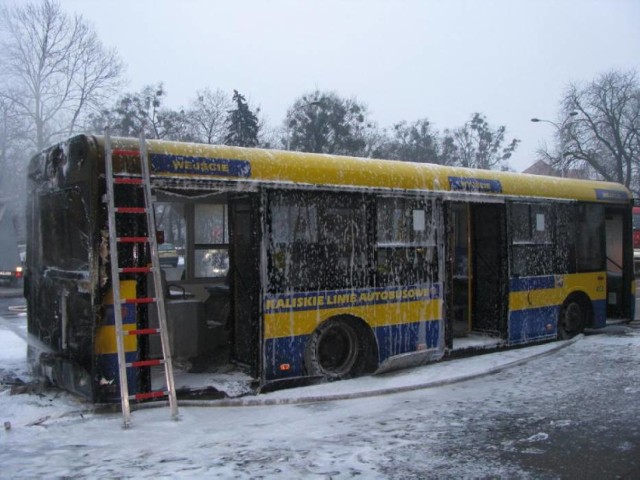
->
(558, 296, 589, 340)
(304, 316, 376, 380)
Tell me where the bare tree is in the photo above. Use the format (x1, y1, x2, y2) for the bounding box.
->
(552, 70, 640, 191)
(87, 84, 199, 142)
(187, 88, 231, 144)
(0, 0, 124, 151)
(0, 95, 28, 207)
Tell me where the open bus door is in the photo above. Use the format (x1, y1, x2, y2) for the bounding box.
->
(447, 202, 508, 350)
(605, 205, 634, 320)
(228, 193, 262, 376)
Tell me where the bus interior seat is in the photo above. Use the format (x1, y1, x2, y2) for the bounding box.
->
(160, 268, 194, 300)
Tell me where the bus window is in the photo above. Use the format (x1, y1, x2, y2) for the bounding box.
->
(376, 197, 438, 286)
(510, 203, 555, 277)
(194, 204, 229, 279)
(267, 191, 368, 292)
(41, 189, 89, 270)
(154, 202, 186, 280)
(575, 204, 605, 272)
(554, 204, 576, 274)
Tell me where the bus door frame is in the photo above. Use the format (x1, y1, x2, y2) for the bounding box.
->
(228, 191, 263, 377)
(445, 199, 509, 347)
(604, 204, 634, 319)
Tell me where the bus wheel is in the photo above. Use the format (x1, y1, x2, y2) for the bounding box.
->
(304, 317, 360, 380)
(558, 298, 586, 340)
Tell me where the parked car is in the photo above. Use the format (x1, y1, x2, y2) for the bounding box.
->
(0, 205, 23, 287)
(158, 243, 179, 267)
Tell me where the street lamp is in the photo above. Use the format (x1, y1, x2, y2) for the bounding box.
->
(531, 111, 578, 176)
(530, 110, 578, 128)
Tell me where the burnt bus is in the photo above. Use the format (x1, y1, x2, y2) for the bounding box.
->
(25, 134, 635, 402)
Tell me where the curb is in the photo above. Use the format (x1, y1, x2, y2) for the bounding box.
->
(175, 336, 580, 409)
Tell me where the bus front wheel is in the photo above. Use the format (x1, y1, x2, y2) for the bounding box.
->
(558, 298, 587, 340)
(304, 317, 362, 380)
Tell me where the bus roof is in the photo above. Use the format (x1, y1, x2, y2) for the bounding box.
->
(90, 135, 631, 204)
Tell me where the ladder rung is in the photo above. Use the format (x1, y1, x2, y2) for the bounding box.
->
(112, 149, 140, 157)
(114, 177, 143, 184)
(127, 359, 165, 368)
(129, 390, 168, 401)
(115, 207, 147, 214)
(117, 236, 149, 243)
(119, 266, 153, 274)
(123, 297, 156, 304)
(126, 328, 160, 336)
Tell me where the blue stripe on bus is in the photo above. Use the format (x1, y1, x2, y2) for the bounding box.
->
(448, 176, 502, 193)
(509, 299, 607, 343)
(509, 276, 555, 292)
(103, 304, 136, 326)
(264, 335, 308, 379)
(96, 351, 139, 399)
(374, 319, 441, 360)
(509, 305, 559, 344)
(591, 299, 607, 328)
(595, 188, 630, 201)
(263, 319, 441, 380)
(150, 153, 252, 178)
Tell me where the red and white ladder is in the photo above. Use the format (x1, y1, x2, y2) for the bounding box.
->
(104, 129, 178, 427)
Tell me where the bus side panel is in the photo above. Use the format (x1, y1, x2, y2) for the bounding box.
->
(262, 285, 444, 380)
(95, 281, 139, 401)
(508, 272, 607, 344)
(373, 318, 442, 361)
(263, 335, 308, 378)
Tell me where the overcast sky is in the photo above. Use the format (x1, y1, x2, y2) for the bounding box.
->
(54, 0, 640, 171)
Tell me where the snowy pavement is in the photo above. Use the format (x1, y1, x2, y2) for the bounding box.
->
(1, 314, 639, 478)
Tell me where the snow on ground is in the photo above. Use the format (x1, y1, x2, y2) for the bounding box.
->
(1, 317, 638, 478)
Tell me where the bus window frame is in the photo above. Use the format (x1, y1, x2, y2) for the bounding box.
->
(265, 189, 370, 293)
(508, 200, 571, 277)
(375, 195, 440, 288)
(153, 194, 231, 282)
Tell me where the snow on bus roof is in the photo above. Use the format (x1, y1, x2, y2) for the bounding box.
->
(97, 135, 632, 204)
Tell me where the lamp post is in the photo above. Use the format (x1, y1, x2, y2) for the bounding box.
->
(531, 111, 578, 177)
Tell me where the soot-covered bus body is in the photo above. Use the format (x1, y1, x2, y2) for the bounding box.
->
(25, 135, 635, 401)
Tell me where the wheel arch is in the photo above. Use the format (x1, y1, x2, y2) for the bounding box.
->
(304, 314, 379, 379)
(562, 291, 594, 326)
(559, 290, 594, 337)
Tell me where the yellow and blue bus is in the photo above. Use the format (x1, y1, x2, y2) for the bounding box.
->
(25, 134, 635, 401)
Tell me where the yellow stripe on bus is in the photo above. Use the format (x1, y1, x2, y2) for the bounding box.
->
(96, 280, 138, 354)
(95, 324, 137, 355)
(509, 272, 606, 312)
(264, 299, 443, 339)
(103, 280, 137, 304)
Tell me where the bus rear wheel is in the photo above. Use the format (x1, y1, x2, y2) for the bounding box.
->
(558, 299, 586, 340)
(304, 317, 362, 380)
